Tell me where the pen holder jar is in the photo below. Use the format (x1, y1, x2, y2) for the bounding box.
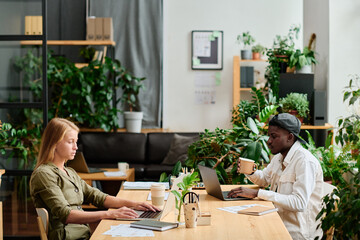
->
(183, 202, 199, 228)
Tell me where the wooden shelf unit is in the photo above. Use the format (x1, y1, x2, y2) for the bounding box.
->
(232, 56, 334, 133)
(232, 56, 268, 108)
(20, 40, 115, 46)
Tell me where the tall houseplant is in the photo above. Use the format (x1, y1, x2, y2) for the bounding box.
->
(265, 24, 300, 98)
(119, 68, 146, 133)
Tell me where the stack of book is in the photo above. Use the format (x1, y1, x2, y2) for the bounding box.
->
(24, 16, 42, 35)
(87, 17, 113, 41)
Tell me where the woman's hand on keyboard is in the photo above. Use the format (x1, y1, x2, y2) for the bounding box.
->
(133, 202, 161, 212)
(108, 206, 139, 219)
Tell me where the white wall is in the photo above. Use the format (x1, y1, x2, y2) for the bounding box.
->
(328, 0, 360, 126)
(303, 0, 329, 91)
(163, 0, 303, 131)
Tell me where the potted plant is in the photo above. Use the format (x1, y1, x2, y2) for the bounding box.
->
(279, 92, 310, 123)
(289, 47, 318, 73)
(251, 44, 266, 60)
(171, 171, 200, 222)
(264, 25, 300, 99)
(236, 31, 255, 60)
(119, 69, 146, 133)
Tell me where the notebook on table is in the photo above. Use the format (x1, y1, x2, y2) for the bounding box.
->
(67, 152, 105, 173)
(116, 174, 186, 221)
(198, 165, 250, 201)
(130, 219, 178, 231)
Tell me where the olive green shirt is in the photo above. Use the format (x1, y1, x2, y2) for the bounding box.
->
(30, 163, 108, 240)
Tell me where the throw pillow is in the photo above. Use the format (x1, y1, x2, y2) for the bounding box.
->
(161, 134, 199, 165)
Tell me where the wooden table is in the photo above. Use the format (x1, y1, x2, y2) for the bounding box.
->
(77, 168, 135, 186)
(90, 185, 291, 240)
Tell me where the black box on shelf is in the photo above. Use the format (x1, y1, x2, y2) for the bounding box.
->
(240, 66, 254, 88)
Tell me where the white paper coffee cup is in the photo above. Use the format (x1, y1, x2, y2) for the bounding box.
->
(151, 184, 165, 206)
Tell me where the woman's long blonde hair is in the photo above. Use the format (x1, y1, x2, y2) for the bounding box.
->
(35, 118, 79, 170)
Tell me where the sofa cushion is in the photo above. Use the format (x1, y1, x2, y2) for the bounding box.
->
(162, 134, 200, 165)
(146, 132, 200, 164)
(144, 164, 174, 181)
(79, 132, 147, 165)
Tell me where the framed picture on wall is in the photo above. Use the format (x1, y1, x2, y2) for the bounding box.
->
(191, 30, 223, 70)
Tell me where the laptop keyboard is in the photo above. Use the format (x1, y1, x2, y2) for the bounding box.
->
(222, 191, 231, 199)
(139, 211, 162, 219)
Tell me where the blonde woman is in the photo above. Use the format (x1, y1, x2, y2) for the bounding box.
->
(30, 118, 159, 240)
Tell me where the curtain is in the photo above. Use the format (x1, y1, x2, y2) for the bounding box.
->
(90, 0, 163, 128)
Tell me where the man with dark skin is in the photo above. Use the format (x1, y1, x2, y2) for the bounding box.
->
(227, 117, 296, 198)
(227, 113, 324, 240)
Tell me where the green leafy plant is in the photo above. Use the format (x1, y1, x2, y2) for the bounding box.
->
(119, 69, 146, 112)
(79, 46, 96, 62)
(232, 87, 278, 127)
(186, 88, 276, 184)
(304, 130, 351, 185)
(171, 172, 200, 222)
(335, 75, 360, 150)
(252, 43, 266, 54)
(315, 168, 360, 239)
(159, 161, 182, 182)
(13, 49, 145, 131)
(236, 31, 255, 48)
(0, 120, 41, 170)
(13, 49, 42, 100)
(265, 24, 300, 98)
(186, 115, 271, 184)
(289, 46, 318, 70)
(279, 92, 310, 118)
(272, 24, 300, 56)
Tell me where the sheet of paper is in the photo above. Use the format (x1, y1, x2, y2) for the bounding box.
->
(103, 224, 154, 237)
(123, 181, 169, 190)
(217, 204, 261, 214)
(104, 171, 126, 177)
(147, 192, 170, 201)
(193, 32, 211, 57)
(195, 90, 216, 104)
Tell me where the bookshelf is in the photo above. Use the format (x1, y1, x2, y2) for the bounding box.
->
(0, 0, 48, 127)
(232, 55, 267, 108)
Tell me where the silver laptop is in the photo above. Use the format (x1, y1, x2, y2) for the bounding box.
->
(198, 165, 250, 201)
(117, 175, 186, 221)
(67, 152, 105, 173)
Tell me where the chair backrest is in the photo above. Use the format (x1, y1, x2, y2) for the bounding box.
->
(36, 208, 49, 240)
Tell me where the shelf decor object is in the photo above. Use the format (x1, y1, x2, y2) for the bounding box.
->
(191, 30, 223, 70)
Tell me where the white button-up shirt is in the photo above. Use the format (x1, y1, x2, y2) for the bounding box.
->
(247, 141, 324, 240)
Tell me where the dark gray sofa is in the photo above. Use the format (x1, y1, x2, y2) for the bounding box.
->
(78, 132, 199, 181)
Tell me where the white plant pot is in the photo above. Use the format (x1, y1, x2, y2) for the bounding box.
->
(295, 64, 312, 74)
(124, 111, 143, 133)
